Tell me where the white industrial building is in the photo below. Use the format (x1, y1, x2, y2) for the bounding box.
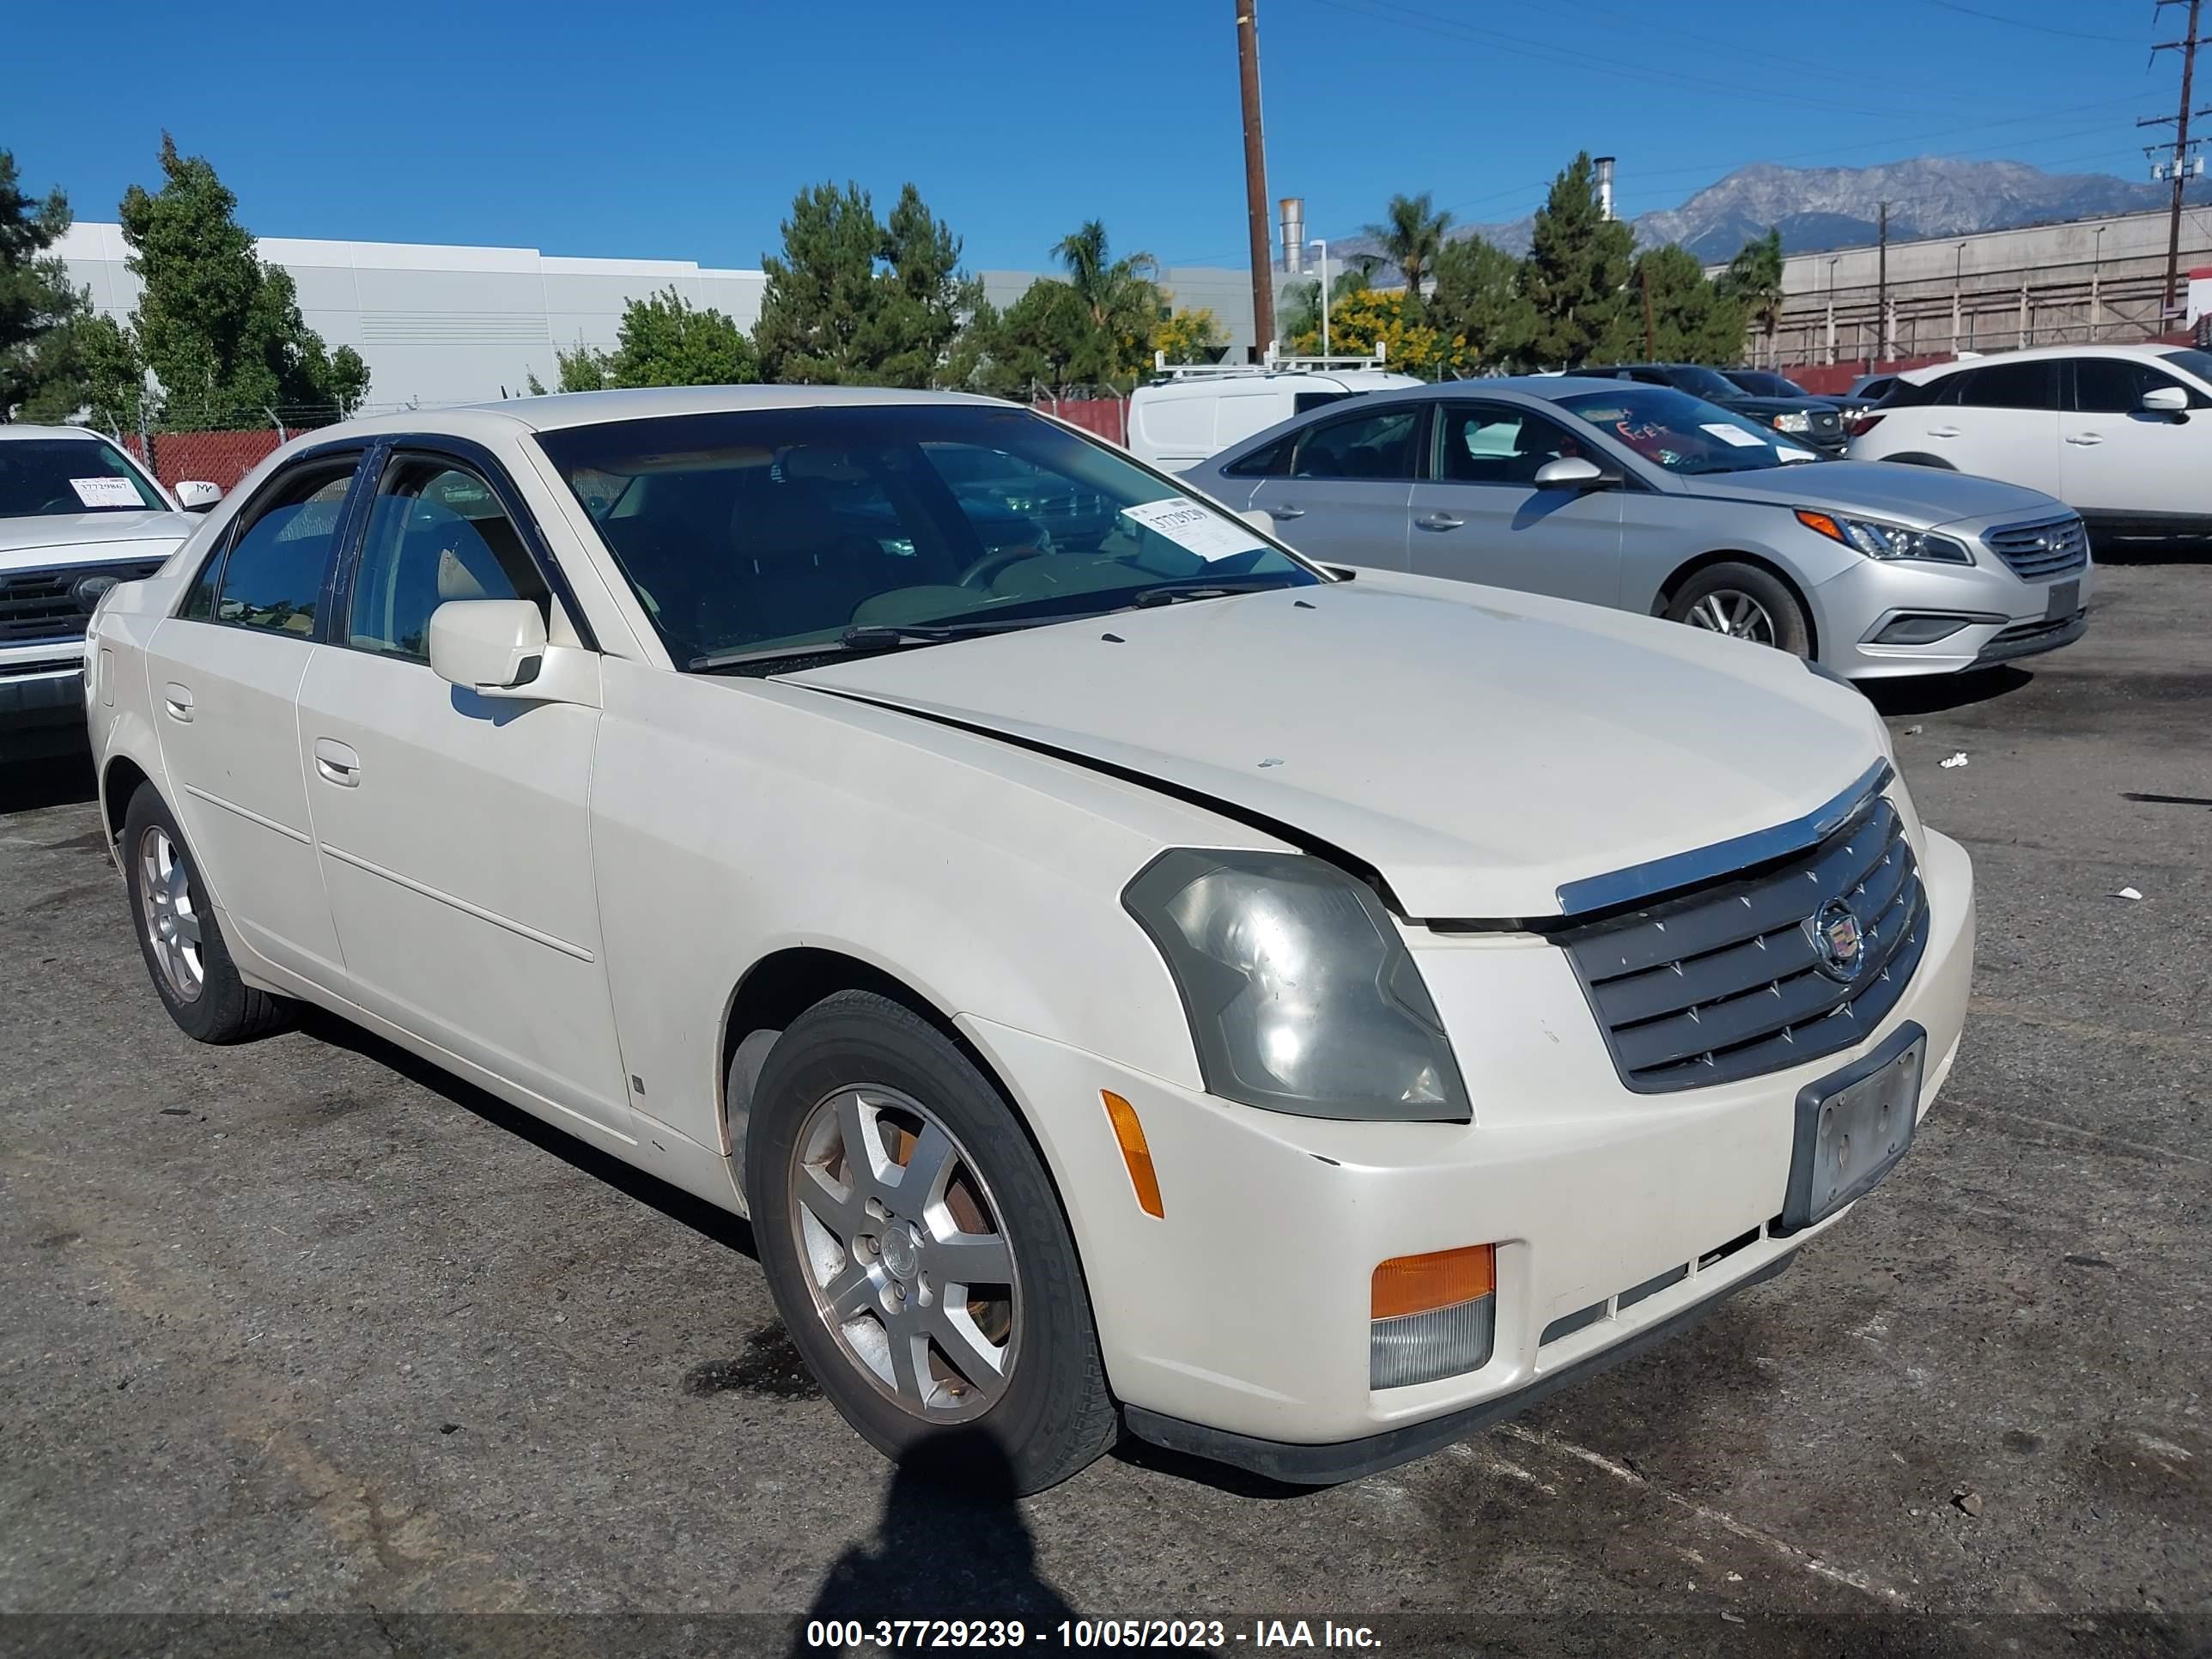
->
(54, 222, 1268, 412)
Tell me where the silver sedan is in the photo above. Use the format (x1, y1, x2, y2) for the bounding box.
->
(1186, 378, 2092, 679)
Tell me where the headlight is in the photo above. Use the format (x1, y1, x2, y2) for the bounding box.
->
(1771, 410, 1813, 433)
(1123, 848, 1470, 1122)
(1795, 508, 1972, 564)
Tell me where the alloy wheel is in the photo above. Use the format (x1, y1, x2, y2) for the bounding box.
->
(137, 824, 205, 1002)
(1686, 588, 1778, 645)
(787, 1085, 1020, 1420)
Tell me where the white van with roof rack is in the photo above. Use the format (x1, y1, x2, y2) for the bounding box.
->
(1127, 350, 1422, 473)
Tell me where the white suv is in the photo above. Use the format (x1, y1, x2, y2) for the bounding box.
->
(1847, 343, 2212, 546)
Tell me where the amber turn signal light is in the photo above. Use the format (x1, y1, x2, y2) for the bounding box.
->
(1371, 1243, 1496, 1321)
(1796, 508, 1846, 544)
(1101, 1091, 1164, 1218)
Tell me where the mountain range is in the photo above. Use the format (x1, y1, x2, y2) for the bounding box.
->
(1343, 158, 2212, 269)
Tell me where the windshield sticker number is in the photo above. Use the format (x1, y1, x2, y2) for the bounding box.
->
(71, 476, 143, 507)
(1699, 423, 1767, 449)
(1119, 497, 1267, 562)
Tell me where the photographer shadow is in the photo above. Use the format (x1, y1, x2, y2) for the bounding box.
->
(790, 1430, 1073, 1654)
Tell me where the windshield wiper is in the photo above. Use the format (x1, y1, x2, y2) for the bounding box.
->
(688, 617, 1046, 673)
(1127, 576, 1304, 608)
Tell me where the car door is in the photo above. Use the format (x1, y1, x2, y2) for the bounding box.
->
(292, 442, 634, 1142)
(143, 449, 365, 986)
(2061, 356, 2212, 522)
(1403, 400, 1624, 605)
(1244, 401, 1424, 569)
(1912, 360, 2060, 483)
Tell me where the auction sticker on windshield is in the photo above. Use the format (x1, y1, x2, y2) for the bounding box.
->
(1700, 423, 1767, 449)
(71, 477, 143, 507)
(1121, 498, 1269, 562)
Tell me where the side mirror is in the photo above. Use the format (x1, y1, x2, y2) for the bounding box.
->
(1533, 455, 1613, 489)
(2139, 386, 2190, 414)
(174, 480, 223, 513)
(428, 599, 548, 695)
(1237, 507, 1277, 536)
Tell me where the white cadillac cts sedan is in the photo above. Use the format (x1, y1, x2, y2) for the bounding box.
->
(84, 388, 1974, 1492)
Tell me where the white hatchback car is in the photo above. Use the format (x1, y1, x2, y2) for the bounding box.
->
(85, 388, 1975, 1492)
(1848, 343, 2212, 545)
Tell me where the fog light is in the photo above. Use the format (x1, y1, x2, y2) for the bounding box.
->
(1871, 613, 1971, 646)
(1370, 1244, 1495, 1389)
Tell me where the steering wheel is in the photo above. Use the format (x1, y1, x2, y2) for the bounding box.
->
(955, 544, 1046, 590)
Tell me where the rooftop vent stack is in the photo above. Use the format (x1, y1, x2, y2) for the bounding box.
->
(1595, 156, 1616, 221)
(1279, 198, 1306, 272)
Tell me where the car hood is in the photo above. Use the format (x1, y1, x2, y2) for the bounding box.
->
(1676, 459, 2065, 529)
(0, 509, 199, 571)
(779, 580, 1883, 919)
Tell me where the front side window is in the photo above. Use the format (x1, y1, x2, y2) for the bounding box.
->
(0, 436, 165, 517)
(2072, 356, 2210, 414)
(1224, 433, 1295, 477)
(1289, 405, 1424, 480)
(1553, 386, 1814, 475)
(534, 404, 1319, 670)
(1954, 361, 2057, 410)
(209, 464, 356, 635)
(347, 459, 547, 662)
(1433, 404, 1587, 484)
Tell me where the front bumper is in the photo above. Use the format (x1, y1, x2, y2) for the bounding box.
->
(960, 827, 1975, 1470)
(0, 654, 90, 758)
(1810, 545, 2094, 679)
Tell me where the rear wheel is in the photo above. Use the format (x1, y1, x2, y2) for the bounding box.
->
(120, 784, 290, 1043)
(1666, 562, 1812, 659)
(745, 991, 1116, 1493)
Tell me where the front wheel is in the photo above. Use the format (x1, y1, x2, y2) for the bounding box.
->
(1665, 562, 1812, 659)
(745, 991, 1117, 1493)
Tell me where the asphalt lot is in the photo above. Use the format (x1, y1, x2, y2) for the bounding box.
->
(2, 561, 2207, 1656)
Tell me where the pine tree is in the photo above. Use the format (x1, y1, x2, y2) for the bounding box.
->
(0, 149, 94, 422)
(1520, 153, 1637, 369)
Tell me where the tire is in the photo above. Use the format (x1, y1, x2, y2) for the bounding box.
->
(745, 990, 1116, 1493)
(120, 783, 291, 1043)
(1665, 562, 1813, 659)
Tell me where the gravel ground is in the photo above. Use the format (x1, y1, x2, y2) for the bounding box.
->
(2, 562, 2206, 1657)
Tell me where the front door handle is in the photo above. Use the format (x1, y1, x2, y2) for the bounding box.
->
(1267, 503, 1307, 520)
(1926, 426, 1962, 438)
(313, 738, 362, 787)
(1415, 512, 1466, 531)
(162, 683, 194, 723)
(2064, 433, 2103, 446)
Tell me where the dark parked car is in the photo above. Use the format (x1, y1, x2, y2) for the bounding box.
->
(1578, 362, 1848, 455)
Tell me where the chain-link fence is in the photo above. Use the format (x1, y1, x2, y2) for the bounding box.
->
(1024, 386, 1128, 445)
(94, 402, 356, 492)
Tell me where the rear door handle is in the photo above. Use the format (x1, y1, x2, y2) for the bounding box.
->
(162, 683, 194, 723)
(1415, 512, 1466, 531)
(313, 738, 362, 787)
(1926, 426, 1962, 439)
(2064, 433, 2103, 446)
(1267, 503, 1307, 520)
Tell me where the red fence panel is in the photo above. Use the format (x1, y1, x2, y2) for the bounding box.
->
(1041, 398, 1128, 446)
(119, 429, 286, 492)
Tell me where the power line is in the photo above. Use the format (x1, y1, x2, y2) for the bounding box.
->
(1917, 0, 2136, 45)
(2139, 0, 2208, 318)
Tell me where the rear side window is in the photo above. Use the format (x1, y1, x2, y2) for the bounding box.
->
(1224, 434, 1295, 477)
(2070, 356, 2211, 414)
(209, 463, 357, 636)
(1291, 391, 1355, 416)
(1290, 405, 1425, 480)
(1951, 361, 2057, 410)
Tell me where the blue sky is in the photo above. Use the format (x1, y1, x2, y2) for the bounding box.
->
(10, 0, 2184, 270)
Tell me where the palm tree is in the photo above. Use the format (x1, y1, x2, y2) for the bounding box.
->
(1050, 220, 1162, 384)
(1721, 228, 1785, 368)
(1365, 192, 1453, 307)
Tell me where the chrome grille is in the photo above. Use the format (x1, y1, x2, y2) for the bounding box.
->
(1808, 409, 1843, 438)
(0, 557, 166, 646)
(1559, 797, 1928, 1093)
(1984, 514, 2088, 580)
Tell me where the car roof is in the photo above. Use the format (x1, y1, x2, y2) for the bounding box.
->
(303, 385, 1020, 446)
(1903, 342, 2190, 382)
(0, 424, 119, 443)
(1133, 368, 1421, 398)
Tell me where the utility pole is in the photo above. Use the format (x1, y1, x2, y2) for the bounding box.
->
(1875, 201, 1890, 363)
(1235, 1, 1277, 360)
(2141, 0, 2208, 325)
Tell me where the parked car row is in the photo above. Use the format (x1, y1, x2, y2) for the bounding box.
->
(76, 386, 1972, 1493)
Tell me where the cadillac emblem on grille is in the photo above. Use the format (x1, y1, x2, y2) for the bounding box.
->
(1811, 897, 1866, 981)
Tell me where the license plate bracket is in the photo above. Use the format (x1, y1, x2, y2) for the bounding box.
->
(2045, 578, 2080, 621)
(1774, 1024, 1925, 1237)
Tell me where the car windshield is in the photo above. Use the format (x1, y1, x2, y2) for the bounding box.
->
(1554, 386, 1820, 474)
(534, 403, 1320, 668)
(1728, 370, 1809, 398)
(0, 437, 165, 518)
(2159, 347, 2212, 386)
(1668, 365, 1747, 402)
